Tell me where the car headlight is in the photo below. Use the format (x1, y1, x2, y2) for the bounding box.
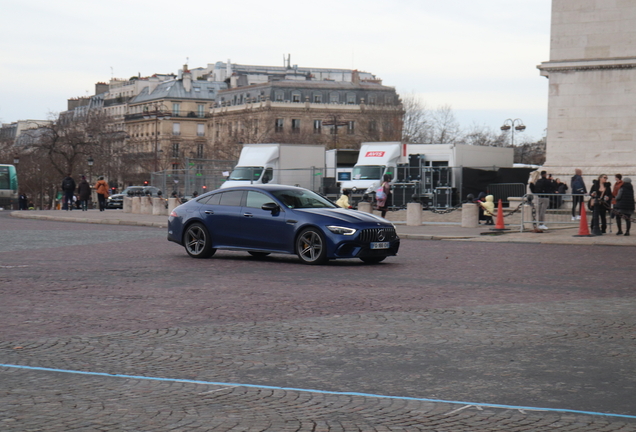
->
(327, 226, 357, 235)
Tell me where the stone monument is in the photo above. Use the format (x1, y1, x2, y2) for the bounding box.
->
(538, 1, 636, 179)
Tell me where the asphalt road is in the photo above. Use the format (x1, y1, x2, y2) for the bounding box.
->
(1, 212, 636, 431)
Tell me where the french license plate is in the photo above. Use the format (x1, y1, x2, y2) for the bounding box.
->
(370, 242, 390, 250)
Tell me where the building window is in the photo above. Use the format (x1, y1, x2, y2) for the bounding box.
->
(197, 123, 205, 137)
(329, 92, 340, 104)
(172, 103, 180, 116)
(275, 91, 284, 102)
(172, 142, 179, 158)
(313, 120, 322, 134)
(291, 119, 300, 133)
(313, 93, 322, 103)
(347, 93, 356, 104)
(172, 122, 180, 136)
(368, 95, 376, 105)
(275, 118, 284, 132)
(385, 94, 393, 105)
(197, 104, 205, 118)
(197, 143, 204, 158)
(292, 92, 301, 103)
(368, 120, 377, 132)
(172, 163, 179, 171)
(215, 123, 220, 139)
(347, 121, 355, 135)
(228, 122, 233, 136)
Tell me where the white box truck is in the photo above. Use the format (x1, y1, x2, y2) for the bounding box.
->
(220, 143, 326, 190)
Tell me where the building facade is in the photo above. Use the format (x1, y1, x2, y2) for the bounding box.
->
(538, 0, 636, 177)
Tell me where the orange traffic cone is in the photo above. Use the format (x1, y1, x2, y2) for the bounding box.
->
(573, 202, 593, 237)
(491, 199, 507, 231)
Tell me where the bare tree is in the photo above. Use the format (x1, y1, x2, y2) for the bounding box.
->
(400, 93, 431, 143)
(461, 123, 508, 147)
(430, 105, 461, 144)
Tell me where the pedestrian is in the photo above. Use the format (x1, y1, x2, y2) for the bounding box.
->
(589, 174, 612, 234)
(478, 194, 495, 225)
(377, 174, 392, 218)
(613, 177, 634, 236)
(94, 176, 110, 212)
(77, 175, 91, 211)
(336, 189, 352, 209)
(61, 173, 76, 211)
(554, 178, 568, 208)
(18, 192, 27, 210)
(533, 170, 553, 230)
(570, 168, 587, 220)
(192, 191, 199, 198)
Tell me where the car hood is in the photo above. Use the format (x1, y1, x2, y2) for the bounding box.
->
(295, 208, 390, 225)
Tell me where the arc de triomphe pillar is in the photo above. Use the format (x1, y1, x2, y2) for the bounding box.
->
(538, 1, 636, 179)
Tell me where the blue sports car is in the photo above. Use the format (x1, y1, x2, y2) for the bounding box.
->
(167, 184, 399, 264)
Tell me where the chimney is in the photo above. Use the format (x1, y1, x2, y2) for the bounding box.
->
(352, 69, 360, 84)
(183, 64, 192, 92)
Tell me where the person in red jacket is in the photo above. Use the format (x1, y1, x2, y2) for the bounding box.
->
(94, 177, 110, 212)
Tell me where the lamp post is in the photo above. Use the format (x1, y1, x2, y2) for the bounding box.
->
(142, 102, 171, 173)
(87, 156, 94, 183)
(500, 118, 526, 147)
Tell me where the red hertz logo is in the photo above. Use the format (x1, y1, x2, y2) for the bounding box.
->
(365, 151, 385, 157)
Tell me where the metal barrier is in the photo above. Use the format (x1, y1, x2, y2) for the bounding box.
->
(486, 183, 525, 206)
(518, 193, 612, 232)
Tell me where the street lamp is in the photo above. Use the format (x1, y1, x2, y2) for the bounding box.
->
(500, 118, 526, 147)
(87, 156, 94, 183)
(142, 102, 171, 173)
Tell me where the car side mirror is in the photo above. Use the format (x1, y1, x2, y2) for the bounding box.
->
(262, 202, 279, 213)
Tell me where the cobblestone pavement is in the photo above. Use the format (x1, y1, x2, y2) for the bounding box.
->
(1, 213, 636, 431)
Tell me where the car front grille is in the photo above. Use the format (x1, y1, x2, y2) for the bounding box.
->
(358, 227, 397, 243)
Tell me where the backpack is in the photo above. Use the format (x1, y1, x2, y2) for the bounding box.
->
(63, 178, 74, 190)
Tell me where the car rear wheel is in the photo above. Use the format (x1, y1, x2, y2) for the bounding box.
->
(360, 256, 386, 264)
(248, 251, 270, 258)
(184, 223, 216, 258)
(296, 228, 327, 265)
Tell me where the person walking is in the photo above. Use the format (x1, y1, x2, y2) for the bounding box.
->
(77, 176, 91, 211)
(336, 189, 352, 209)
(570, 168, 587, 220)
(534, 170, 553, 230)
(377, 174, 392, 218)
(614, 177, 634, 236)
(18, 192, 27, 210)
(61, 174, 76, 211)
(94, 176, 110, 212)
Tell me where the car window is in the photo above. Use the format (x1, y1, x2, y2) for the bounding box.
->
(198, 193, 221, 205)
(219, 190, 244, 206)
(272, 189, 336, 209)
(245, 191, 274, 208)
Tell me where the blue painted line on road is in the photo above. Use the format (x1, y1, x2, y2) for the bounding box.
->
(2, 363, 636, 420)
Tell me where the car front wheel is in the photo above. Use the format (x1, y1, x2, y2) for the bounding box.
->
(184, 223, 216, 258)
(296, 228, 327, 265)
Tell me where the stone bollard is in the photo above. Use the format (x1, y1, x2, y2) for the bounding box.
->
(406, 202, 422, 226)
(123, 197, 132, 213)
(461, 203, 479, 228)
(167, 198, 180, 214)
(357, 201, 373, 214)
(131, 197, 141, 214)
(140, 196, 153, 214)
(152, 198, 166, 216)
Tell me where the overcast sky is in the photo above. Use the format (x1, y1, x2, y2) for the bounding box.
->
(1, 0, 552, 141)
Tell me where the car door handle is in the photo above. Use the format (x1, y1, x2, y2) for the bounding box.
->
(204, 210, 214, 215)
(243, 212, 253, 217)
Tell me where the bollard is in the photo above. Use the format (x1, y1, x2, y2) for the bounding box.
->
(167, 198, 179, 214)
(406, 202, 422, 226)
(461, 203, 479, 228)
(152, 198, 166, 216)
(140, 196, 153, 215)
(131, 196, 141, 214)
(123, 197, 132, 213)
(357, 201, 373, 214)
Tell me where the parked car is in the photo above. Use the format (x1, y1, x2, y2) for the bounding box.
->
(106, 186, 161, 209)
(167, 184, 399, 264)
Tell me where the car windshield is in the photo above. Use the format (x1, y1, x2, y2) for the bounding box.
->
(352, 165, 384, 180)
(229, 167, 263, 181)
(271, 189, 336, 209)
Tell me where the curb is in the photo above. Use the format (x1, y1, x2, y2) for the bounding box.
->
(10, 212, 168, 229)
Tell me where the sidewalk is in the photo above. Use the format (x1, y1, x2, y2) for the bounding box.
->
(8, 209, 636, 246)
